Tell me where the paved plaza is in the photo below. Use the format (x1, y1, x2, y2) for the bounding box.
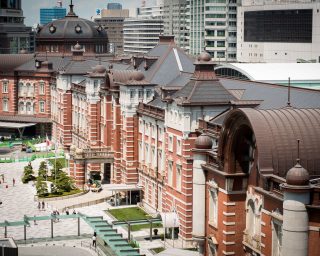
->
(0, 160, 175, 256)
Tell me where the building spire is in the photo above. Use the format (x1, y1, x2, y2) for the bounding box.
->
(287, 77, 291, 107)
(296, 139, 300, 164)
(66, 0, 77, 17)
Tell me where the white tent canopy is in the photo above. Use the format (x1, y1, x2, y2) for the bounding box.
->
(160, 212, 180, 228)
(0, 122, 36, 138)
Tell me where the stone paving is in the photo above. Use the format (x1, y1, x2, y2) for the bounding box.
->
(0, 160, 171, 255)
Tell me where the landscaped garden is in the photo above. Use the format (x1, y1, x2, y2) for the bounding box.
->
(107, 207, 162, 231)
(21, 159, 79, 198)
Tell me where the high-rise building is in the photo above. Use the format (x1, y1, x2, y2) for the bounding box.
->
(163, 0, 189, 49)
(237, 0, 320, 63)
(0, 0, 35, 53)
(123, 1, 164, 55)
(107, 3, 122, 10)
(187, 0, 237, 61)
(40, 2, 67, 25)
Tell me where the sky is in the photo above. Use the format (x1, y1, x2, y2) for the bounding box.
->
(22, 0, 145, 26)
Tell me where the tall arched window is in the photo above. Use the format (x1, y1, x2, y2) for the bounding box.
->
(18, 82, 24, 96)
(19, 102, 25, 114)
(246, 200, 255, 236)
(26, 102, 32, 114)
(26, 83, 31, 96)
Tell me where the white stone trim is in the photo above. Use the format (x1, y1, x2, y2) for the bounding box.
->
(223, 221, 236, 226)
(223, 240, 235, 245)
(223, 230, 236, 235)
(222, 251, 235, 255)
(223, 202, 236, 206)
(223, 212, 236, 216)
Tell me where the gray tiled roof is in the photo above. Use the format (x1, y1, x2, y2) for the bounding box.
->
(172, 79, 236, 105)
(220, 79, 320, 109)
(0, 54, 34, 72)
(140, 44, 194, 87)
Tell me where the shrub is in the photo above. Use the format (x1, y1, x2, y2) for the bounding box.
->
(36, 177, 48, 197)
(21, 163, 35, 184)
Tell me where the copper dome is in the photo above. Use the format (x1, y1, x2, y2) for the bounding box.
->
(286, 163, 310, 186)
(131, 71, 145, 81)
(195, 134, 213, 150)
(198, 52, 211, 62)
(94, 64, 106, 74)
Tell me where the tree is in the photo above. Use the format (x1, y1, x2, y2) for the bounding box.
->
(38, 161, 48, 179)
(36, 177, 48, 197)
(55, 172, 75, 192)
(21, 163, 35, 184)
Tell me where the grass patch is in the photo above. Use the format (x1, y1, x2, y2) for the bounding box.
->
(38, 189, 81, 198)
(108, 207, 152, 221)
(152, 247, 165, 253)
(48, 158, 67, 168)
(107, 207, 162, 231)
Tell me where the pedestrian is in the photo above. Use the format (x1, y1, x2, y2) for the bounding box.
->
(73, 209, 76, 215)
(12, 178, 15, 186)
(92, 232, 97, 247)
(42, 201, 45, 210)
(34, 215, 37, 225)
(38, 202, 41, 210)
(56, 210, 60, 221)
(66, 208, 69, 215)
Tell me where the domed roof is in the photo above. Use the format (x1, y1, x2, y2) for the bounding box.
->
(286, 162, 310, 186)
(37, 17, 107, 39)
(195, 134, 213, 150)
(130, 71, 145, 81)
(93, 64, 106, 74)
(198, 52, 212, 62)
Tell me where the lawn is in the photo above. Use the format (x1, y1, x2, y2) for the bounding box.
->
(48, 158, 67, 169)
(107, 207, 163, 231)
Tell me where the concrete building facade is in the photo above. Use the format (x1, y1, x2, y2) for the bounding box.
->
(0, 0, 35, 53)
(237, 0, 320, 63)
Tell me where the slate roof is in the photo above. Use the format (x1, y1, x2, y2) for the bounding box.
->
(220, 79, 320, 109)
(0, 54, 34, 73)
(139, 41, 194, 88)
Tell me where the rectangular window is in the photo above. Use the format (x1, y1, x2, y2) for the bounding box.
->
(209, 188, 218, 226)
(176, 165, 182, 191)
(2, 99, 8, 112)
(177, 139, 182, 155)
(130, 90, 135, 99)
(39, 82, 45, 95)
(138, 89, 144, 99)
(2, 81, 8, 93)
(39, 101, 45, 113)
(168, 135, 173, 152)
(272, 221, 282, 256)
(168, 161, 173, 186)
(146, 89, 152, 98)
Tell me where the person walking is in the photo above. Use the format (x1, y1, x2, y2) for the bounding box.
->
(12, 178, 15, 187)
(38, 202, 41, 211)
(92, 232, 97, 247)
(42, 201, 45, 210)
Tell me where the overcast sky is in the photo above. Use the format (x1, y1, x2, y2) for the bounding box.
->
(22, 0, 147, 26)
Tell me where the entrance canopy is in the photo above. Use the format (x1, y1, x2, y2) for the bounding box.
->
(102, 184, 143, 192)
(0, 122, 36, 138)
(160, 212, 180, 228)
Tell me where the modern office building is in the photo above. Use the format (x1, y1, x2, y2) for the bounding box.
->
(0, 0, 35, 54)
(123, 18, 163, 55)
(40, 2, 66, 25)
(123, 0, 164, 55)
(186, 0, 238, 61)
(237, 0, 320, 63)
(107, 3, 122, 10)
(163, 0, 189, 50)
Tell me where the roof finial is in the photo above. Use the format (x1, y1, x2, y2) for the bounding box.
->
(66, 0, 77, 17)
(287, 77, 291, 107)
(296, 139, 300, 164)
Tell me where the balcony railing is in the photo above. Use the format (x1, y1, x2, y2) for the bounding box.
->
(71, 147, 114, 160)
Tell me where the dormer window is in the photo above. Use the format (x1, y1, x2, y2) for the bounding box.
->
(75, 24, 82, 33)
(49, 24, 56, 33)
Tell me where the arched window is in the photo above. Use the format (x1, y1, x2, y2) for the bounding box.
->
(26, 83, 31, 96)
(18, 82, 24, 96)
(246, 200, 255, 236)
(26, 102, 32, 114)
(19, 102, 25, 114)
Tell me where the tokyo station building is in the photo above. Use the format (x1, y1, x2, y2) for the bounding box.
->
(1, 6, 320, 256)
